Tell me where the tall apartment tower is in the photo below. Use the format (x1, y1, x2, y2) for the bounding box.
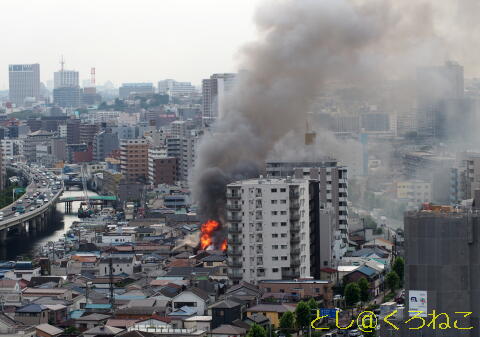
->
(8, 64, 41, 106)
(120, 138, 149, 183)
(265, 159, 349, 238)
(403, 208, 480, 337)
(202, 73, 236, 122)
(226, 177, 339, 284)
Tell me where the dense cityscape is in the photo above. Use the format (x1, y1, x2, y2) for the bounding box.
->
(0, 0, 479, 337)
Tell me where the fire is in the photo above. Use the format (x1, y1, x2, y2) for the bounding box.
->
(200, 220, 221, 250)
(220, 239, 227, 251)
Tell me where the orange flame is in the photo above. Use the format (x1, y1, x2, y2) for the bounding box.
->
(220, 239, 227, 251)
(200, 220, 221, 250)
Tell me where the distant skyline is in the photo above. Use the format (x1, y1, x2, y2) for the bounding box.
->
(0, 0, 259, 90)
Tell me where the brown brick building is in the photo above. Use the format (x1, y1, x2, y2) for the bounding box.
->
(120, 139, 149, 183)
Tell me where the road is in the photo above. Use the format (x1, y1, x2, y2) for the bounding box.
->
(1, 163, 63, 222)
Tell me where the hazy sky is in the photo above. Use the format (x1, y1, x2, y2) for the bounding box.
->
(0, 0, 260, 90)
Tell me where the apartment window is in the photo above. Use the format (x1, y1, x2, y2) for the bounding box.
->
(271, 188, 277, 192)
(272, 257, 279, 261)
(280, 200, 287, 204)
(272, 222, 278, 227)
(280, 211, 287, 215)
(272, 234, 278, 238)
(280, 188, 286, 192)
(273, 268, 279, 273)
(281, 233, 287, 238)
(271, 200, 278, 204)
(271, 211, 278, 215)
(272, 245, 278, 249)
(281, 256, 288, 261)
(281, 222, 287, 226)
(281, 245, 287, 249)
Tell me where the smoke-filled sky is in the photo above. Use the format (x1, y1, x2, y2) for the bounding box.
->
(0, 0, 259, 89)
(191, 0, 480, 226)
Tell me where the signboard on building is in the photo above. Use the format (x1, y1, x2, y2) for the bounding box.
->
(320, 308, 338, 318)
(409, 290, 427, 317)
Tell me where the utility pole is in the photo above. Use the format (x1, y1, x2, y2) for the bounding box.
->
(109, 256, 115, 313)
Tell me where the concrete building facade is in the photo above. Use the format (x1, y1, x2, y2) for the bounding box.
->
(202, 73, 236, 121)
(120, 138, 149, 183)
(226, 177, 341, 284)
(8, 64, 41, 106)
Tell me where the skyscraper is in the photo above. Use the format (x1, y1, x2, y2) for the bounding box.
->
(202, 73, 236, 121)
(8, 64, 41, 106)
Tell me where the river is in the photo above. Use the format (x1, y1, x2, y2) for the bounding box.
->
(0, 189, 99, 261)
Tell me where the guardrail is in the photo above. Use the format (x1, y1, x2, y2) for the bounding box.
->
(0, 187, 64, 229)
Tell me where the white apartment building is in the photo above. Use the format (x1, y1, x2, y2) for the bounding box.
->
(1, 138, 24, 159)
(226, 177, 341, 284)
(396, 180, 432, 208)
(166, 130, 199, 181)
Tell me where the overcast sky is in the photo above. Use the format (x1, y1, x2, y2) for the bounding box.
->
(0, 0, 260, 90)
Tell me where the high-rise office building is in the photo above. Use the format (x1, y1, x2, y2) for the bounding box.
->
(54, 70, 79, 89)
(202, 73, 236, 121)
(8, 64, 41, 106)
(158, 79, 196, 96)
(403, 206, 480, 337)
(119, 83, 154, 99)
(120, 138, 149, 183)
(226, 177, 338, 284)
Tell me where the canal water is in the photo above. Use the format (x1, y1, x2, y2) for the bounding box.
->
(0, 189, 99, 261)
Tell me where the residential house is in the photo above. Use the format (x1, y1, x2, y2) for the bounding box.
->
(246, 304, 296, 328)
(83, 325, 124, 337)
(171, 288, 209, 315)
(35, 323, 64, 337)
(98, 257, 135, 276)
(0, 312, 35, 337)
(258, 280, 333, 305)
(15, 304, 49, 325)
(209, 300, 242, 329)
(210, 324, 246, 337)
(343, 264, 383, 297)
(74, 313, 110, 330)
(183, 316, 212, 332)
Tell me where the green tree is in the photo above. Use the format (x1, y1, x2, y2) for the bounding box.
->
(246, 324, 267, 337)
(344, 283, 360, 307)
(295, 301, 310, 331)
(307, 297, 319, 311)
(358, 277, 370, 304)
(279, 311, 295, 337)
(392, 257, 404, 286)
(386, 271, 400, 293)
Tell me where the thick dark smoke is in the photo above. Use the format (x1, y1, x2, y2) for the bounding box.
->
(191, 0, 471, 223)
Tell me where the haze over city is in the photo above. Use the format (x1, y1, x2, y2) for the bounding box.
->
(1, 1, 480, 337)
(0, 0, 258, 89)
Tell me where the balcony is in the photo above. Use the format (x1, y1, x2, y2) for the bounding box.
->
(228, 225, 241, 234)
(256, 249, 263, 254)
(227, 213, 242, 221)
(291, 237, 300, 244)
(228, 248, 242, 256)
(291, 213, 300, 221)
(226, 203, 242, 211)
(226, 192, 241, 199)
(255, 238, 263, 243)
(289, 191, 300, 198)
(290, 201, 300, 209)
(229, 260, 242, 268)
